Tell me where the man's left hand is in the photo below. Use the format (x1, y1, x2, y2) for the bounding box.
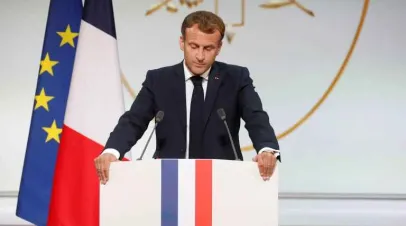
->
(253, 151, 277, 181)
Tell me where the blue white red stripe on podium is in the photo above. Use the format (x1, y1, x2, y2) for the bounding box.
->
(100, 159, 278, 225)
(161, 160, 213, 226)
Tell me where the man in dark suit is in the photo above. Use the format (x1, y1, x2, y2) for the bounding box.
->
(94, 10, 280, 184)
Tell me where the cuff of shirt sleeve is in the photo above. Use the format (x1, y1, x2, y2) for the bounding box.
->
(258, 147, 281, 161)
(102, 148, 120, 160)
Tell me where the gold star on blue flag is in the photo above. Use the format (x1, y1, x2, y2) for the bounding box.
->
(16, 0, 82, 225)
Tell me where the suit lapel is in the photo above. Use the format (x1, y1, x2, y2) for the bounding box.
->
(203, 62, 224, 128)
(173, 62, 187, 136)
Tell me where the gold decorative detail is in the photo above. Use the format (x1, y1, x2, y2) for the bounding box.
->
(241, 0, 370, 151)
(145, 1, 244, 43)
(144, 1, 310, 43)
(121, 72, 137, 99)
(225, 24, 236, 43)
(214, 0, 245, 44)
(260, 0, 314, 17)
(145, 0, 203, 16)
(214, 0, 245, 27)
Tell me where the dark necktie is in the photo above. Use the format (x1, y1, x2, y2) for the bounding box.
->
(189, 76, 204, 159)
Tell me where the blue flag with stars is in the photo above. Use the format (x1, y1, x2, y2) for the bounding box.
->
(16, 0, 82, 225)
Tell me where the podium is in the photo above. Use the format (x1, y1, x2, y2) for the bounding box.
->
(100, 159, 278, 226)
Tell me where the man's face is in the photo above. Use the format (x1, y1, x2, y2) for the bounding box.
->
(180, 24, 222, 75)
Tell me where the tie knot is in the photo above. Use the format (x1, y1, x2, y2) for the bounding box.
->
(190, 76, 203, 86)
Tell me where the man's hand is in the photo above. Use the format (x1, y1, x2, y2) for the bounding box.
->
(253, 151, 277, 181)
(94, 153, 118, 185)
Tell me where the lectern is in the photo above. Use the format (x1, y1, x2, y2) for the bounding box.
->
(100, 159, 278, 226)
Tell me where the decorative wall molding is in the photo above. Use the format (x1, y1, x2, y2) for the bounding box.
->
(0, 191, 18, 198)
(3, 190, 406, 199)
(279, 192, 406, 200)
(1, 191, 406, 226)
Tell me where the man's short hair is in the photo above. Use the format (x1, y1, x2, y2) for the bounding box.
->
(181, 10, 225, 41)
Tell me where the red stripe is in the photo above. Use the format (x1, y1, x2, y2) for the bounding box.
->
(47, 125, 103, 226)
(195, 160, 212, 226)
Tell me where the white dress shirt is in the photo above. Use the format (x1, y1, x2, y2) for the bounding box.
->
(102, 61, 278, 159)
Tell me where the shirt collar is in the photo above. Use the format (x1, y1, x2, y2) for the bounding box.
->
(183, 60, 210, 81)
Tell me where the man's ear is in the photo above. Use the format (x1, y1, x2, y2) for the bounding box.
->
(216, 40, 223, 55)
(179, 35, 185, 51)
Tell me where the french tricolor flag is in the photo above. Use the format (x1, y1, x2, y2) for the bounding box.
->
(47, 0, 129, 225)
(101, 159, 278, 226)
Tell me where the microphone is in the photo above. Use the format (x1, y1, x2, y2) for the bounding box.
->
(137, 111, 164, 160)
(217, 108, 241, 161)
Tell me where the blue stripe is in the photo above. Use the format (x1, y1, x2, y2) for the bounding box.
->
(161, 160, 178, 226)
(82, 0, 116, 38)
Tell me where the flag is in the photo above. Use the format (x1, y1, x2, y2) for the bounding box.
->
(46, 0, 126, 225)
(16, 0, 82, 225)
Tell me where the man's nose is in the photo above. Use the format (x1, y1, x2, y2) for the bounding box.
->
(196, 49, 205, 61)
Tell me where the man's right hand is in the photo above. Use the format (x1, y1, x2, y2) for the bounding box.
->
(94, 153, 118, 185)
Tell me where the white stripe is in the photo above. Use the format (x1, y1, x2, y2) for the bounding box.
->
(212, 161, 278, 226)
(100, 160, 161, 226)
(178, 159, 196, 226)
(64, 20, 124, 145)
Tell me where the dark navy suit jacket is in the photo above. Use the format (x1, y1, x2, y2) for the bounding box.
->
(104, 61, 279, 160)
